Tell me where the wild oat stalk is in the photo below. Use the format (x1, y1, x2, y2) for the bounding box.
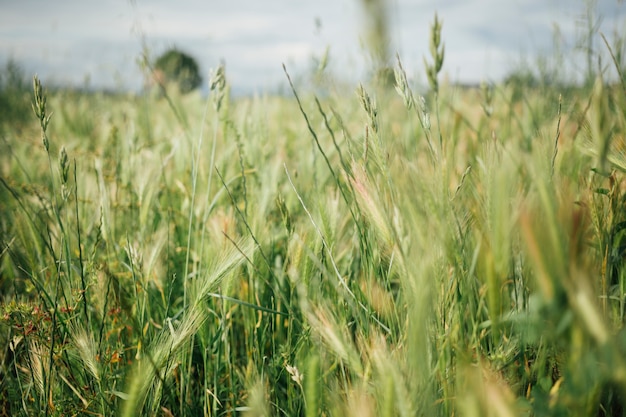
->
(394, 55, 436, 162)
(423, 13, 445, 96)
(551, 94, 562, 178)
(423, 14, 445, 151)
(121, 238, 252, 417)
(31, 76, 78, 417)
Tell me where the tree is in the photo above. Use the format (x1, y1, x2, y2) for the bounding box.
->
(151, 48, 202, 94)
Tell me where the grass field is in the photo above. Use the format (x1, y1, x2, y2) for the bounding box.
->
(2, 17, 626, 417)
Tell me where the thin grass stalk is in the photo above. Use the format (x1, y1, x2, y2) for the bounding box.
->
(30, 76, 77, 417)
(232, 120, 249, 219)
(551, 94, 563, 178)
(284, 164, 390, 334)
(0, 178, 58, 311)
(214, 167, 295, 315)
(601, 33, 626, 92)
(178, 66, 224, 416)
(44, 256, 64, 417)
(72, 159, 89, 326)
(314, 98, 351, 178)
(182, 86, 211, 312)
(283, 65, 366, 243)
(34, 79, 73, 309)
(394, 55, 437, 164)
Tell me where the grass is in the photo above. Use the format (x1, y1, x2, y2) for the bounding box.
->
(2, 14, 626, 417)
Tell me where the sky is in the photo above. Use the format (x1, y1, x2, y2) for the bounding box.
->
(1, 0, 625, 94)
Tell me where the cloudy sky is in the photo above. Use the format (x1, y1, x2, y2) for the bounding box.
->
(1, 0, 625, 94)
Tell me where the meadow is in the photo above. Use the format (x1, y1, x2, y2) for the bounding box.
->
(2, 18, 626, 417)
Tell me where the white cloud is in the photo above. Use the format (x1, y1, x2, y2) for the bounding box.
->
(1, 0, 625, 92)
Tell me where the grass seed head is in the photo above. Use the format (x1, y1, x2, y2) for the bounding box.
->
(424, 13, 445, 94)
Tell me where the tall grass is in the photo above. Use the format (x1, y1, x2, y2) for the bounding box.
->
(1, 12, 626, 417)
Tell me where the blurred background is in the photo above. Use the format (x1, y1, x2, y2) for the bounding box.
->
(1, 0, 625, 95)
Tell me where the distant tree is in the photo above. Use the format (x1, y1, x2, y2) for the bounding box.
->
(151, 48, 202, 94)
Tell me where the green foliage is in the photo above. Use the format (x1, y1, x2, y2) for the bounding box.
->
(0, 59, 31, 129)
